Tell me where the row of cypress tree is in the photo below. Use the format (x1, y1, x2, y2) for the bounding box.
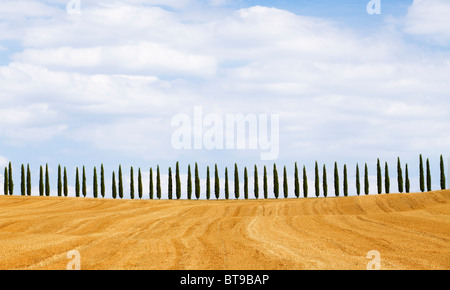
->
(2, 155, 447, 199)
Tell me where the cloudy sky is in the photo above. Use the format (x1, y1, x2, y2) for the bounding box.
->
(0, 0, 449, 198)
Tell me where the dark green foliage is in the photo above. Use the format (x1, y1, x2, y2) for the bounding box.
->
(57, 165, 62, 197)
(8, 162, 13, 196)
(244, 167, 248, 199)
(215, 164, 220, 200)
(138, 168, 143, 199)
(149, 167, 153, 199)
(385, 162, 390, 194)
(397, 157, 403, 193)
(263, 166, 268, 199)
(334, 162, 339, 197)
(315, 161, 319, 197)
(225, 167, 229, 200)
(45, 164, 50, 197)
(323, 164, 328, 197)
(101, 164, 105, 198)
(4, 167, 8, 196)
(195, 163, 200, 200)
(303, 165, 308, 198)
(364, 163, 369, 195)
(130, 167, 134, 200)
(377, 158, 382, 194)
(441, 155, 446, 190)
(176, 162, 181, 200)
(82, 165, 86, 197)
(294, 163, 299, 198)
(419, 154, 425, 192)
(405, 164, 410, 193)
(157, 165, 161, 199)
(21, 164, 25, 196)
(63, 167, 68, 197)
(27, 164, 32, 196)
(426, 158, 431, 192)
(118, 165, 123, 199)
(234, 163, 239, 199)
(112, 171, 117, 199)
(273, 164, 279, 199)
(168, 167, 173, 200)
(283, 166, 288, 199)
(206, 166, 211, 200)
(254, 165, 259, 199)
(75, 167, 79, 197)
(356, 163, 360, 196)
(187, 165, 192, 200)
(93, 167, 98, 198)
(343, 164, 348, 197)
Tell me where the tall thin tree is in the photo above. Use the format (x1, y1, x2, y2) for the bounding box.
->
(21, 164, 25, 196)
(263, 166, 268, 199)
(215, 164, 220, 200)
(130, 166, 134, 200)
(364, 163, 369, 195)
(343, 164, 348, 197)
(4, 167, 8, 196)
(405, 164, 410, 193)
(82, 165, 87, 197)
(419, 154, 425, 192)
(440, 155, 446, 190)
(397, 157, 404, 193)
(426, 158, 432, 192)
(157, 165, 161, 199)
(323, 164, 328, 197)
(385, 162, 390, 194)
(101, 164, 105, 198)
(93, 167, 98, 198)
(176, 162, 181, 200)
(195, 163, 200, 200)
(244, 167, 248, 199)
(187, 165, 192, 200)
(118, 165, 123, 199)
(57, 165, 62, 197)
(27, 164, 32, 196)
(225, 167, 229, 200)
(112, 171, 117, 199)
(75, 167, 79, 197)
(149, 167, 153, 199)
(283, 166, 288, 199)
(315, 161, 320, 197)
(303, 165, 308, 198)
(45, 164, 50, 197)
(63, 167, 68, 197)
(294, 163, 300, 198)
(168, 167, 173, 200)
(273, 164, 279, 199)
(377, 158, 382, 194)
(8, 162, 13, 196)
(234, 163, 240, 199)
(206, 166, 211, 200)
(254, 165, 259, 199)
(138, 168, 143, 199)
(356, 163, 361, 196)
(334, 162, 339, 197)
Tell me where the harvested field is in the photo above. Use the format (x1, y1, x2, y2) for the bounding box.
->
(0, 190, 449, 270)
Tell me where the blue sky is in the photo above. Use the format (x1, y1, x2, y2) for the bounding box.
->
(0, 0, 449, 198)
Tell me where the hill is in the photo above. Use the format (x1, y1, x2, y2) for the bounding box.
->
(0, 190, 449, 270)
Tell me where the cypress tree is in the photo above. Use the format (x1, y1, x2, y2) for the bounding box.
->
(57, 165, 62, 197)
(244, 167, 248, 199)
(215, 164, 220, 200)
(168, 167, 173, 200)
(385, 162, 390, 194)
(27, 164, 32, 196)
(263, 165, 268, 199)
(112, 171, 117, 199)
(138, 168, 143, 199)
(254, 165, 259, 199)
(4, 167, 8, 196)
(63, 167, 68, 197)
(294, 163, 299, 198)
(225, 167, 229, 200)
(206, 166, 211, 200)
(93, 167, 98, 198)
(364, 163, 369, 195)
(356, 163, 361, 196)
(21, 164, 25, 196)
(130, 167, 134, 200)
(118, 165, 123, 199)
(377, 158, 382, 194)
(303, 165, 308, 198)
(334, 162, 339, 197)
(283, 166, 288, 199)
(405, 164, 410, 193)
(323, 164, 328, 197)
(315, 161, 319, 197)
(343, 164, 348, 197)
(234, 163, 239, 199)
(157, 165, 161, 199)
(273, 164, 279, 199)
(440, 155, 446, 190)
(82, 166, 86, 197)
(176, 162, 181, 200)
(426, 158, 431, 192)
(419, 154, 425, 192)
(8, 162, 13, 196)
(45, 164, 50, 197)
(75, 167, 79, 197)
(101, 164, 105, 198)
(187, 165, 192, 200)
(149, 167, 153, 199)
(195, 163, 200, 200)
(397, 157, 404, 193)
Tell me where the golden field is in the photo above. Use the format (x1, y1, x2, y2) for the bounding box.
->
(0, 190, 449, 270)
